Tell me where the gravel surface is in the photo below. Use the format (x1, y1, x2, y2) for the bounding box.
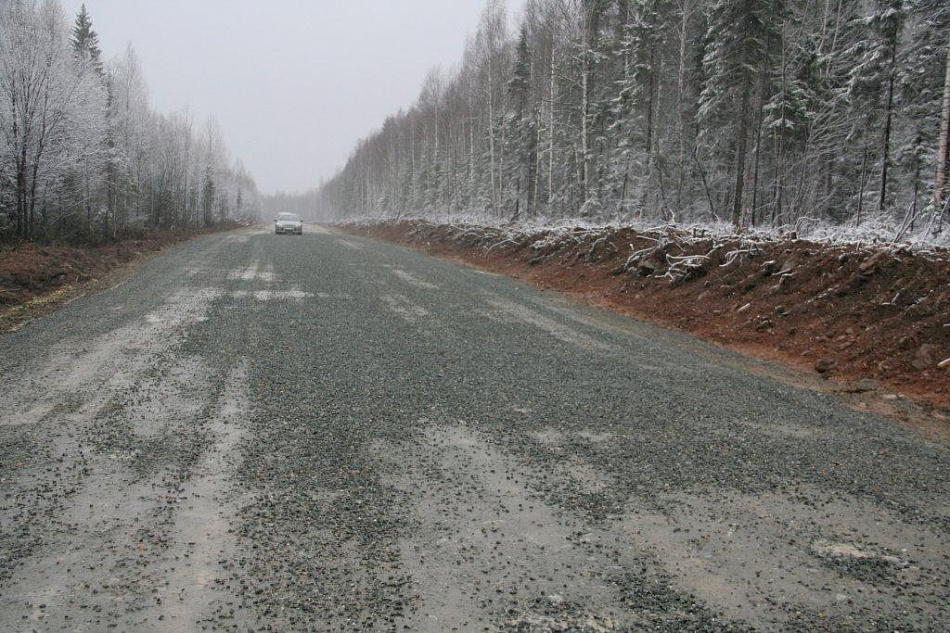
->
(1, 224, 948, 631)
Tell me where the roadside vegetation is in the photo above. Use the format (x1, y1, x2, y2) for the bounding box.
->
(308, 0, 949, 248)
(0, 221, 246, 319)
(0, 2, 260, 245)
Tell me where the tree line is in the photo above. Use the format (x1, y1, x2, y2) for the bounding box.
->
(315, 0, 950, 239)
(0, 1, 260, 244)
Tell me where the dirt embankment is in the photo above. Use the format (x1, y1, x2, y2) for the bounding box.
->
(345, 220, 950, 410)
(0, 222, 245, 324)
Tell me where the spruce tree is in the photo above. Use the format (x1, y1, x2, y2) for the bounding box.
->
(507, 24, 537, 219)
(72, 4, 103, 77)
(699, 0, 784, 226)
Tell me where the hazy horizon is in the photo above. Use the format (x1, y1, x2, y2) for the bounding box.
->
(61, 0, 527, 195)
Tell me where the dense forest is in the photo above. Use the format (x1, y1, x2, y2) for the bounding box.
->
(0, 1, 260, 244)
(314, 0, 950, 241)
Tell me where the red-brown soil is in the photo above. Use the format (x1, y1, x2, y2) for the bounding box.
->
(0, 222, 244, 309)
(344, 220, 950, 411)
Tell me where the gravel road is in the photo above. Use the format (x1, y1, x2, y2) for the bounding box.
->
(1, 224, 948, 632)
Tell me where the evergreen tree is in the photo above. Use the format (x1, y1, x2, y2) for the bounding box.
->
(72, 4, 103, 77)
(699, 0, 784, 226)
(202, 164, 216, 226)
(847, 0, 906, 216)
(506, 24, 537, 219)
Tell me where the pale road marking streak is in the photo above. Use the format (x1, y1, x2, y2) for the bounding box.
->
(260, 262, 276, 282)
(616, 487, 947, 629)
(228, 261, 276, 282)
(482, 294, 614, 353)
(228, 261, 258, 280)
(306, 224, 332, 234)
(0, 288, 225, 631)
(1, 402, 55, 427)
(392, 268, 440, 290)
(157, 360, 249, 631)
(380, 293, 429, 324)
(336, 238, 365, 251)
(230, 288, 313, 301)
(315, 292, 352, 299)
(374, 424, 630, 631)
(380, 422, 948, 631)
(0, 287, 222, 427)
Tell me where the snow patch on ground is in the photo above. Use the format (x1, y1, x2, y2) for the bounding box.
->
(343, 212, 950, 253)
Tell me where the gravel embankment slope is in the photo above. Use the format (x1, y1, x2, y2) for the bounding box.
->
(1, 224, 948, 631)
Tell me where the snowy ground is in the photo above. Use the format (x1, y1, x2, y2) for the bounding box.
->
(344, 211, 950, 255)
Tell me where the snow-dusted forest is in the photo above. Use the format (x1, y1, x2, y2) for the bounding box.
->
(0, 2, 260, 243)
(313, 0, 950, 243)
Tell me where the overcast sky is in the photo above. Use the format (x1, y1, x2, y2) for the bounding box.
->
(61, 0, 526, 194)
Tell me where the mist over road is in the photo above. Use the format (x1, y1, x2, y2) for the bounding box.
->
(1, 225, 948, 631)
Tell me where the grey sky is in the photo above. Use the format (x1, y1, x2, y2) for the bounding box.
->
(61, 0, 526, 194)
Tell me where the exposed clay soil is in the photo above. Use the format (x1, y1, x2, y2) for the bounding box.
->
(0, 222, 245, 317)
(344, 220, 950, 410)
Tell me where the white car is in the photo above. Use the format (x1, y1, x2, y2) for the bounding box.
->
(274, 213, 303, 235)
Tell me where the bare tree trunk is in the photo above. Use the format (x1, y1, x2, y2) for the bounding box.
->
(751, 105, 764, 227)
(499, 122, 506, 213)
(878, 40, 897, 214)
(581, 61, 590, 202)
(580, 3, 600, 203)
(548, 46, 556, 209)
(817, 0, 832, 53)
(731, 72, 752, 227)
(773, 129, 784, 225)
(693, 147, 718, 221)
(16, 154, 27, 239)
(533, 104, 543, 216)
(856, 139, 869, 225)
(469, 113, 476, 208)
(911, 154, 920, 232)
(792, 131, 813, 219)
(935, 39, 950, 219)
(675, 0, 689, 213)
(487, 54, 499, 217)
(410, 119, 416, 208)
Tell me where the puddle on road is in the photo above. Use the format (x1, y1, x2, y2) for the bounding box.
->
(527, 427, 616, 449)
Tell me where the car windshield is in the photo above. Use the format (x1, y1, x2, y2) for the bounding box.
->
(278, 214, 299, 221)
